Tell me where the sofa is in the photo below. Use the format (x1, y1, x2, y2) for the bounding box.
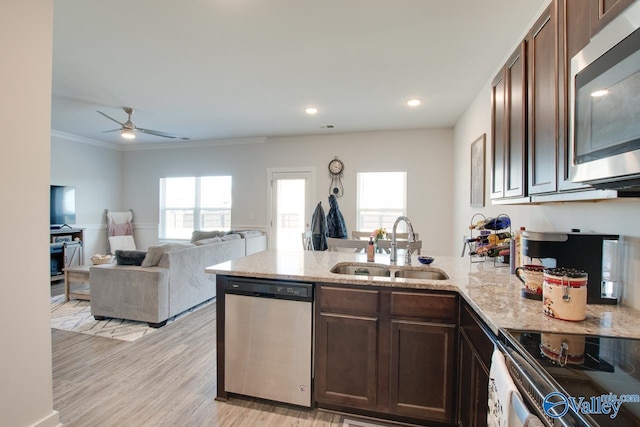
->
(90, 231, 266, 327)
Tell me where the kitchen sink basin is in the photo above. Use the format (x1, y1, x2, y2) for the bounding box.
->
(330, 264, 392, 277)
(393, 269, 449, 280)
(330, 262, 448, 280)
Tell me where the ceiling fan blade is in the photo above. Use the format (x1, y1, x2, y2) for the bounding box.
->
(101, 128, 121, 133)
(136, 127, 185, 139)
(97, 110, 125, 126)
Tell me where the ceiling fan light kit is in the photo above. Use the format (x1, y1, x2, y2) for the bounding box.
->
(121, 128, 136, 139)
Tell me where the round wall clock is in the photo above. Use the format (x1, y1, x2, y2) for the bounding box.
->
(328, 157, 344, 197)
(328, 158, 344, 175)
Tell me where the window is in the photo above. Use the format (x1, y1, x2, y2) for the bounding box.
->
(356, 171, 407, 232)
(159, 176, 232, 239)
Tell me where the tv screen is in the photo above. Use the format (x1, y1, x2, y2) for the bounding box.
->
(50, 185, 76, 227)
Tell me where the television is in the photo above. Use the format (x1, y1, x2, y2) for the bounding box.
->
(50, 185, 76, 228)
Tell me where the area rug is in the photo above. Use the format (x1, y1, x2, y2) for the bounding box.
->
(50, 295, 213, 342)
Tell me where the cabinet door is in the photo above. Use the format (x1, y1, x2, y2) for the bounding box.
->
(458, 334, 474, 427)
(591, 0, 636, 35)
(315, 312, 379, 410)
(528, 4, 559, 195)
(490, 70, 506, 200)
(389, 320, 456, 423)
(504, 42, 527, 198)
(558, 0, 592, 191)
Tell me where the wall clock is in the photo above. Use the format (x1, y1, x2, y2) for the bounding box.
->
(328, 157, 344, 197)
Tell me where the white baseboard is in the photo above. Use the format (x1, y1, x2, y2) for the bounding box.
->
(30, 410, 60, 427)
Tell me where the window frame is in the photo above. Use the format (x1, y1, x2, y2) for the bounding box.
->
(159, 176, 232, 240)
(356, 171, 408, 233)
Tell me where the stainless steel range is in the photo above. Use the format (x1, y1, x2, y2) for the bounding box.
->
(500, 330, 640, 426)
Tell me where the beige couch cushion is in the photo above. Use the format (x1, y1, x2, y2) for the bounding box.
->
(141, 243, 195, 267)
(194, 236, 223, 246)
(190, 230, 226, 243)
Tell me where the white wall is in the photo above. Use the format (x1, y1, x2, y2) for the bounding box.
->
(453, 65, 640, 310)
(51, 135, 123, 258)
(122, 129, 455, 255)
(0, 1, 59, 426)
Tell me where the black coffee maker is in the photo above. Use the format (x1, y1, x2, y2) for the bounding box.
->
(522, 230, 620, 305)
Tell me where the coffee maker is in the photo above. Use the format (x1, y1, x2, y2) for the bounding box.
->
(522, 230, 620, 305)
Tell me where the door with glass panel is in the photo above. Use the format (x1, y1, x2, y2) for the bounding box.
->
(269, 170, 313, 250)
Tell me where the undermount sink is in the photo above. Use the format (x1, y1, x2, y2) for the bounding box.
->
(393, 268, 448, 280)
(330, 262, 449, 280)
(330, 264, 392, 277)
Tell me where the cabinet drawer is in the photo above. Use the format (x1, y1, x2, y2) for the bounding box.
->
(318, 286, 379, 315)
(390, 291, 457, 322)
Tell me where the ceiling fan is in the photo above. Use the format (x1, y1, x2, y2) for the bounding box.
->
(97, 107, 190, 141)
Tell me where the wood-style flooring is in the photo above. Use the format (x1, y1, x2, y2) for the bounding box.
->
(52, 297, 343, 427)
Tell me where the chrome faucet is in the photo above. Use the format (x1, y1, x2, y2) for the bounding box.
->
(390, 216, 416, 265)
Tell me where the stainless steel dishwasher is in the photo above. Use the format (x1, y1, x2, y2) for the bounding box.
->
(224, 277, 313, 407)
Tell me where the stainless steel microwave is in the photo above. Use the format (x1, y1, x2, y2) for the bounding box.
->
(569, 1, 640, 191)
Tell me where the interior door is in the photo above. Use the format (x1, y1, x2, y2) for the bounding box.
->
(268, 170, 314, 250)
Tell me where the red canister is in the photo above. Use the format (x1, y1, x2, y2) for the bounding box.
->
(542, 268, 588, 321)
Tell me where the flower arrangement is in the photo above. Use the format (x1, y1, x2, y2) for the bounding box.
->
(371, 228, 387, 242)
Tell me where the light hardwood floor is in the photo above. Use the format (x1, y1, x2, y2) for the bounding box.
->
(52, 299, 343, 427)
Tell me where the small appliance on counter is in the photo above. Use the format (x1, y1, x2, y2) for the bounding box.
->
(522, 230, 620, 305)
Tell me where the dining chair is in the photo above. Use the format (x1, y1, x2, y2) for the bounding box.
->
(352, 231, 420, 241)
(301, 231, 314, 251)
(375, 239, 423, 255)
(326, 237, 369, 253)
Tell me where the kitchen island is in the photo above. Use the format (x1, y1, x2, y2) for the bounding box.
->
(207, 249, 640, 426)
(206, 249, 640, 339)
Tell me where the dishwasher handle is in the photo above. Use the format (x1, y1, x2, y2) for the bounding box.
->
(225, 278, 313, 302)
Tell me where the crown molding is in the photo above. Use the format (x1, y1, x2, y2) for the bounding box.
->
(51, 129, 268, 152)
(50, 130, 122, 150)
(119, 136, 268, 151)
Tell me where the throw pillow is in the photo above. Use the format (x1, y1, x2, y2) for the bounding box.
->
(194, 236, 223, 246)
(115, 250, 148, 266)
(190, 230, 225, 243)
(141, 243, 195, 267)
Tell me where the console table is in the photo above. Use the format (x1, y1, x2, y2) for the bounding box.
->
(64, 265, 91, 302)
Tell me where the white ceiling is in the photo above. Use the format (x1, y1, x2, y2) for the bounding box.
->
(51, 0, 546, 145)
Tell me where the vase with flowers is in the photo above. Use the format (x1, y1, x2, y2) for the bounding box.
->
(371, 228, 387, 253)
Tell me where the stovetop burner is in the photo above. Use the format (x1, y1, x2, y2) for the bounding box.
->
(502, 330, 640, 426)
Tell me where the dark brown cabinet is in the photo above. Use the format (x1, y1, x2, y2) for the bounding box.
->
(528, 4, 559, 195)
(557, 0, 592, 191)
(457, 300, 495, 427)
(491, 42, 527, 200)
(591, 0, 637, 35)
(505, 43, 528, 198)
(490, 0, 632, 202)
(315, 286, 380, 410)
(315, 285, 458, 424)
(490, 71, 506, 200)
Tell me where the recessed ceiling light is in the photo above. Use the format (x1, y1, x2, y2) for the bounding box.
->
(305, 107, 319, 115)
(407, 98, 422, 107)
(591, 89, 609, 97)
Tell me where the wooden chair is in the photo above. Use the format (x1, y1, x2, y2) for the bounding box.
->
(352, 231, 420, 241)
(376, 239, 423, 255)
(351, 231, 373, 240)
(301, 231, 314, 251)
(327, 238, 369, 253)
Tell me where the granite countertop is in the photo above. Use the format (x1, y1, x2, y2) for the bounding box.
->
(206, 249, 640, 339)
